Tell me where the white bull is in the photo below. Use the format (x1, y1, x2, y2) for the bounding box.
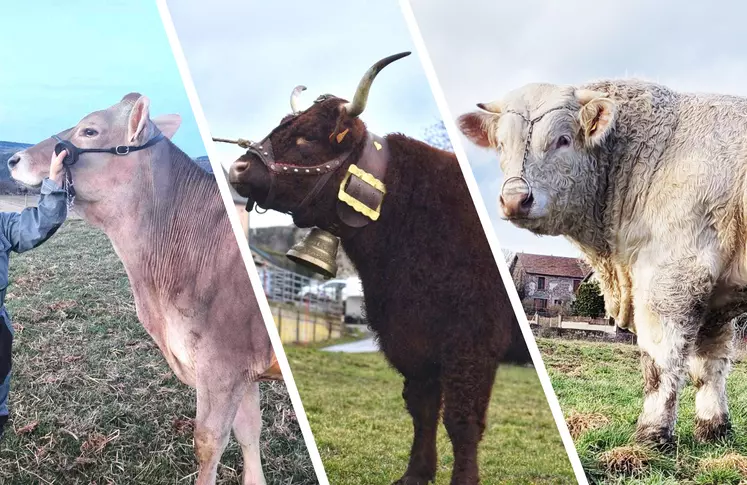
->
(460, 79, 745, 445)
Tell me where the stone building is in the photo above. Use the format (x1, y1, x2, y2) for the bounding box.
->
(509, 252, 592, 313)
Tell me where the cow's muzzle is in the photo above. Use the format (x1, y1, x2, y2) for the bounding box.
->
(500, 176, 533, 218)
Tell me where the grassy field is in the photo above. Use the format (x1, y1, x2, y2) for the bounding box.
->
(286, 344, 576, 484)
(0, 220, 316, 484)
(538, 338, 747, 484)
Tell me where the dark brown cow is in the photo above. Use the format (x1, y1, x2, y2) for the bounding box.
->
(228, 54, 530, 485)
(8, 94, 279, 485)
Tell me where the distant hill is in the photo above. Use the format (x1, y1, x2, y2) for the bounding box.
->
(194, 155, 212, 173)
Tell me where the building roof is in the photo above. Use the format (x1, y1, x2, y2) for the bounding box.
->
(514, 252, 591, 279)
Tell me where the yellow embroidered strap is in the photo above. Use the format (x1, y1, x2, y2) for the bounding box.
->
(338, 164, 386, 221)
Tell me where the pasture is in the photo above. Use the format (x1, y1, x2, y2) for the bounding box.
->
(539, 338, 747, 484)
(285, 344, 576, 484)
(0, 221, 316, 484)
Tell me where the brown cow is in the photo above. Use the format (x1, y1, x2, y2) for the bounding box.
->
(8, 94, 278, 485)
(228, 54, 530, 485)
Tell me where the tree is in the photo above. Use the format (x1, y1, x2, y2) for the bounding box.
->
(571, 280, 606, 317)
(424, 120, 454, 152)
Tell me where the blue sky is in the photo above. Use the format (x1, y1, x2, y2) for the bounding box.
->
(411, 0, 747, 257)
(0, 0, 203, 157)
(166, 0, 445, 227)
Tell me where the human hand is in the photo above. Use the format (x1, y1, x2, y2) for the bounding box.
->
(49, 149, 66, 186)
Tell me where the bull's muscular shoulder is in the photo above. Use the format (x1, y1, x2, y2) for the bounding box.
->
(580, 79, 676, 102)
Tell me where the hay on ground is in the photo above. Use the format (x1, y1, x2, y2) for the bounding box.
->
(598, 445, 651, 476)
(565, 412, 610, 439)
(699, 452, 747, 475)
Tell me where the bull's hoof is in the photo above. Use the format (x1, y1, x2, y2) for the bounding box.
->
(392, 476, 432, 485)
(635, 424, 674, 449)
(694, 415, 731, 443)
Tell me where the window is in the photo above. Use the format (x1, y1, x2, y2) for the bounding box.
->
(554, 299, 562, 306)
(537, 276, 546, 290)
(573, 279, 581, 292)
(534, 298, 547, 309)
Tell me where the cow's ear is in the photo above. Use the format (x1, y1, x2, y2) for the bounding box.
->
(329, 106, 354, 148)
(458, 110, 498, 148)
(127, 95, 151, 143)
(576, 90, 617, 146)
(152, 114, 182, 140)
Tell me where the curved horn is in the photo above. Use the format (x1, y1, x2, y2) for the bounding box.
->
(290, 85, 307, 114)
(342, 51, 411, 118)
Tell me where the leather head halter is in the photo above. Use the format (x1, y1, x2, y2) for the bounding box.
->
(51, 131, 166, 207)
(224, 97, 390, 238)
(52, 132, 165, 166)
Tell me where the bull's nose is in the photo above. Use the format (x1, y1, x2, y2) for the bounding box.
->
(500, 191, 534, 218)
(7, 154, 20, 170)
(228, 160, 249, 184)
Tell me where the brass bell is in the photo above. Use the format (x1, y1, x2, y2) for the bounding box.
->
(286, 228, 339, 278)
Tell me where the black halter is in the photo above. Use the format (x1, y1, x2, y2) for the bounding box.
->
(51, 131, 166, 207)
(52, 132, 165, 166)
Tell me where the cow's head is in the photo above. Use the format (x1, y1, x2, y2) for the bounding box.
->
(8, 93, 181, 204)
(459, 83, 617, 235)
(228, 52, 409, 229)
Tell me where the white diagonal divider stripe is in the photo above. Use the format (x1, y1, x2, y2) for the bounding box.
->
(398, 1, 589, 482)
(154, 1, 330, 483)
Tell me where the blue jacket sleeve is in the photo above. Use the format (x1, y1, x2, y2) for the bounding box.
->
(0, 179, 68, 253)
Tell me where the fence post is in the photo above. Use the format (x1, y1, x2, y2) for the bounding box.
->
(296, 311, 301, 343)
(277, 307, 282, 342)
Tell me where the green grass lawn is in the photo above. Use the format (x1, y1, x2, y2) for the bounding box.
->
(286, 345, 576, 484)
(0, 220, 316, 484)
(538, 338, 747, 484)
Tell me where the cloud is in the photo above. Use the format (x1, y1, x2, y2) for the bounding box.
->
(410, 0, 747, 256)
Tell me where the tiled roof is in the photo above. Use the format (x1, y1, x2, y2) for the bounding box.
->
(515, 252, 591, 279)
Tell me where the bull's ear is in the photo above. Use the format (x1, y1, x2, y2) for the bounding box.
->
(329, 107, 353, 148)
(152, 114, 182, 140)
(576, 90, 617, 146)
(127, 95, 151, 143)
(458, 111, 497, 148)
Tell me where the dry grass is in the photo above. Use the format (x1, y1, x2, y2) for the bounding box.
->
(699, 452, 747, 475)
(598, 445, 652, 477)
(0, 220, 317, 484)
(565, 412, 610, 439)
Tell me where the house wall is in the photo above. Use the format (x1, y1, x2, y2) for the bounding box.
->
(523, 274, 580, 307)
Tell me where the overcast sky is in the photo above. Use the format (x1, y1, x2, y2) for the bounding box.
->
(410, 0, 747, 257)
(0, 0, 203, 156)
(166, 0, 444, 228)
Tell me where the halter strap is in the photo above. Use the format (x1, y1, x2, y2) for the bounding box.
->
(52, 133, 165, 162)
(501, 106, 567, 198)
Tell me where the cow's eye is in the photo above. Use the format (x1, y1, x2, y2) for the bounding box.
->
(83, 128, 98, 137)
(555, 135, 571, 149)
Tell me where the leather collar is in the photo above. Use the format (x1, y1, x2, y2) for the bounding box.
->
(327, 133, 389, 238)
